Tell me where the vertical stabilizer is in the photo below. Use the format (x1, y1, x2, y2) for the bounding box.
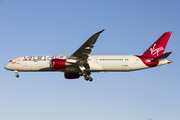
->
(141, 32, 172, 57)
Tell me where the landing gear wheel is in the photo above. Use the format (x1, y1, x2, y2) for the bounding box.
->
(16, 74, 19, 78)
(84, 76, 89, 81)
(88, 77, 93, 82)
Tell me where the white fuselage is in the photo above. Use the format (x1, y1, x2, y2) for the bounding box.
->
(4, 31, 172, 81)
(4, 55, 169, 73)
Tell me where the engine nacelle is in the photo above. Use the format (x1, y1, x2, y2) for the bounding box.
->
(50, 59, 66, 69)
(64, 72, 80, 79)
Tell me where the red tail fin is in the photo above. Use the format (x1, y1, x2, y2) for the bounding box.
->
(141, 32, 172, 57)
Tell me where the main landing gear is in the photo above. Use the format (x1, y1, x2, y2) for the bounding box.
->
(84, 76, 93, 82)
(14, 70, 19, 78)
(79, 72, 93, 82)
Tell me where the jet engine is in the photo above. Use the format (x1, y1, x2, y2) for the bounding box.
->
(64, 72, 80, 79)
(50, 59, 66, 69)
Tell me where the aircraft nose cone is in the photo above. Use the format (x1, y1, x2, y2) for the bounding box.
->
(4, 63, 12, 70)
(4, 64, 8, 69)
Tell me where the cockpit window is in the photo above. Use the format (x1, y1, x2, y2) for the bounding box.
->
(9, 60, 12, 62)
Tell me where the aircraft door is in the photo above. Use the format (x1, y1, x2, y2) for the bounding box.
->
(134, 57, 138, 64)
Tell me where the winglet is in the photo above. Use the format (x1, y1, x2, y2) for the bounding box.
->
(95, 29, 105, 35)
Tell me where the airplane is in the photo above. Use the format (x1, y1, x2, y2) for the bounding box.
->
(4, 30, 172, 81)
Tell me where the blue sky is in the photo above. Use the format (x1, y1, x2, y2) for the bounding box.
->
(0, 0, 180, 120)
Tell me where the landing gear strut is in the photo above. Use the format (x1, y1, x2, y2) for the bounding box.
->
(14, 70, 19, 78)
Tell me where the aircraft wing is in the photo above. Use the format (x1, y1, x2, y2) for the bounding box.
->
(68, 29, 104, 61)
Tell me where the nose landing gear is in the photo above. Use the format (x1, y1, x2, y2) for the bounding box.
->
(14, 70, 19, 78)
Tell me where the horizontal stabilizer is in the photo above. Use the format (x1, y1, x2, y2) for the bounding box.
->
(151, 52, 172, 62)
